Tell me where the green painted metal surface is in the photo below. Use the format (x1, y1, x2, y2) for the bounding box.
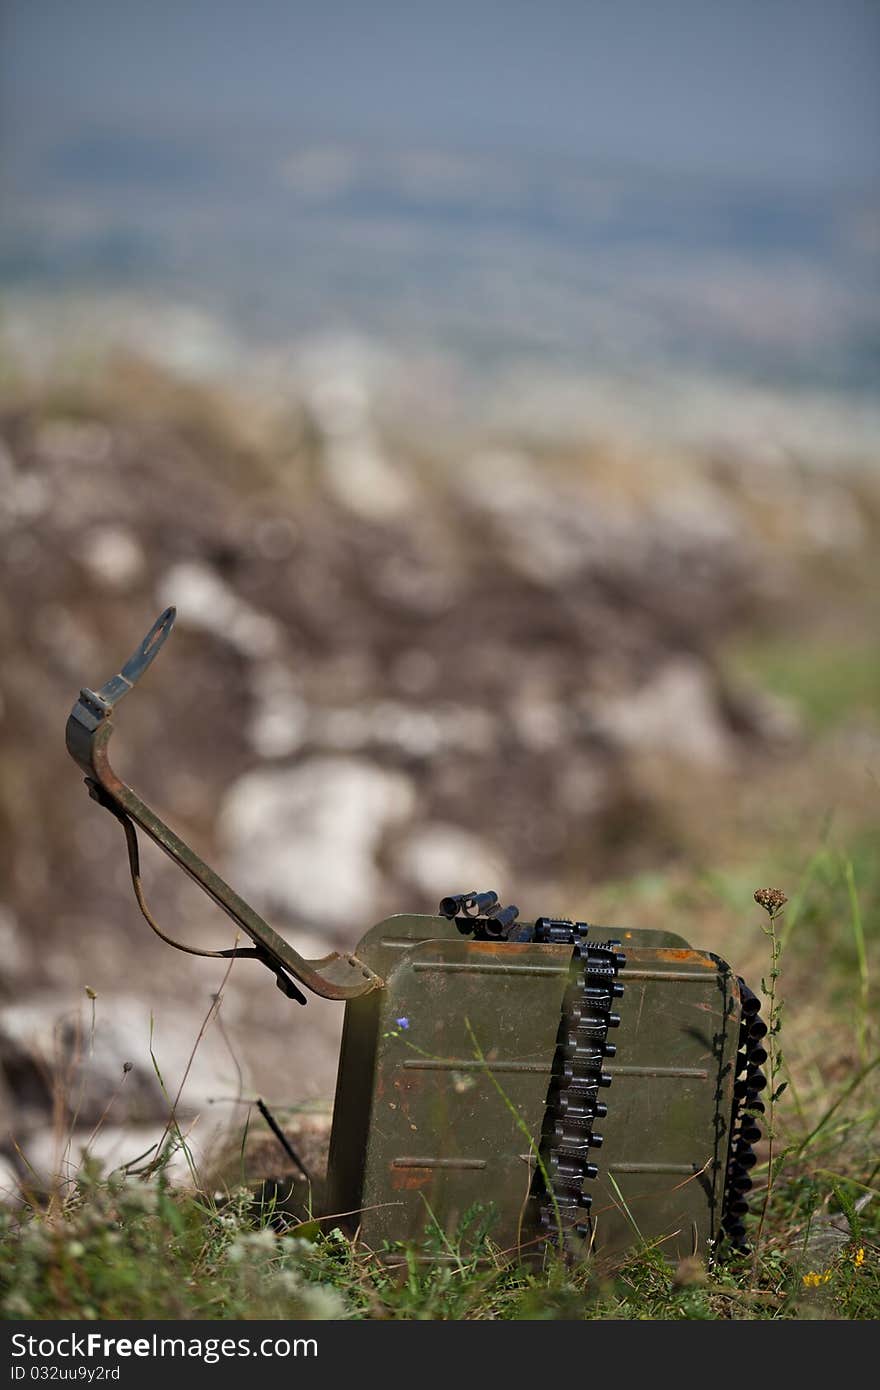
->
(327, 917, 740, 1262)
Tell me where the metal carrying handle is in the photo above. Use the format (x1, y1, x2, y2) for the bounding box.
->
(65, 608, 384, 1003)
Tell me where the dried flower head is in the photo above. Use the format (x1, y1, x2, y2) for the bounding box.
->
(672, 1255, 708, 1289)
(754, 888, 788, 916)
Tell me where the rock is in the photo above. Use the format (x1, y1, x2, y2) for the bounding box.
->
(794, 1215, 856, 1270)
(233, 1102, 333, 1186)
(586, 658, 732, 766)
(218, 757, 416, 929)
(509, 694, 567, 752)
(248, 662, 309, 759)
(303, 347, 416, 521)
(14, 1123, 210, 1191)
(76, 524, 145, 590)
(459, 449, 622, 584)
(0, 1154, 20, 1206)
(0, 992, 231, 1131)
(311, 701, 495, 759)
(392, 822, 508, 904)
(157, 561, 281, 660)
(791, 1193, 874, 1271)
(322, 436, 415, 522)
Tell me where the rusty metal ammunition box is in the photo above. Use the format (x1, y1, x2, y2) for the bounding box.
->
(327, 915, 745, 1262)
(65, 610, 766, 1263)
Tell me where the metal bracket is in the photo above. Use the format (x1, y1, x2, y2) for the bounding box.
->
(65, 608, 384, 1003)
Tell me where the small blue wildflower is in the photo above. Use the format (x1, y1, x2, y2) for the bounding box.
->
(395, 1016, 410, 1030)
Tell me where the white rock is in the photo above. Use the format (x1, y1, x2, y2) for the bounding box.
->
(461, 449, 623, 583)
(0, 992, 230, 1126)
(247, 662, 309, 759)
(301, 347, 415, 520)
(510, 696, 567, 751)
(392, 823, 507, 902)
(157, 562, 281, 660)
(322, 437, 415, 521)
(77, 524, 145, 589)
(355, 702, 441, 758)
(16, 1123, 211, 1191)
(218, 757, 416, 928)
(588, 658, 731, 766)
(312, 701, 495, 758)
(0, 1155, 20, 1206)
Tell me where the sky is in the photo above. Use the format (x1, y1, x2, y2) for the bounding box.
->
(1, 1, 877, 410)
(2, 0, 879, 186)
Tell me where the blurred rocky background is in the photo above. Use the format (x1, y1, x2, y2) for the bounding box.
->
(1, 1, 878, 1196)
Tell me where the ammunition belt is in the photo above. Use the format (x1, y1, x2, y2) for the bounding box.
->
(447, 894, 764, 1253)
(720, 977, 767, 1253)
(533, 918, 626, 1247)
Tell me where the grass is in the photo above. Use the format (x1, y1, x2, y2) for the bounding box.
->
(0, 1163, 876, 1321)
(1, 843, 877, 1321)
(727, 633, 880, 733)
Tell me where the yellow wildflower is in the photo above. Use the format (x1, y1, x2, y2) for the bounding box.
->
(853, 1247, 865, 1268)
(802, 1270, 832, 1287)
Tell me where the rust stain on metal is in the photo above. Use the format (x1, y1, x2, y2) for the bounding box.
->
(467, 940, 536, 957)
(654, 948, 714, 967)
(624, 969, 717, 983)
(390, 1167, 434, 1191)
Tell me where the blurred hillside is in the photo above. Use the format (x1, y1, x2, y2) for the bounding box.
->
(0, 329, 878, 1197)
